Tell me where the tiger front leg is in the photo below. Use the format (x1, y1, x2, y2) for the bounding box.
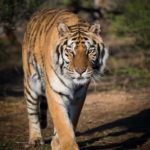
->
(51, 133, 79, 150)
(46, 85, 79, 150)
(69, 86, 88, 130)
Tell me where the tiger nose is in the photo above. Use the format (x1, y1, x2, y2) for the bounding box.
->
(75, 68, 86, 75)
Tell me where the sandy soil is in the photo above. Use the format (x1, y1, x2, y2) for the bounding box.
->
(0, 88, 150, 150)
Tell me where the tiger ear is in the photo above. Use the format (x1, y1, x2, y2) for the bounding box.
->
(58, 22, 69, 37)
(89, 23, 101, 35)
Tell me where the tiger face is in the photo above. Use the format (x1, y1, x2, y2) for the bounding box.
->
(54, 22, 108, 85)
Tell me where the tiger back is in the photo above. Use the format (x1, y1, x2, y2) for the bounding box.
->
(22, 9, 108, 150)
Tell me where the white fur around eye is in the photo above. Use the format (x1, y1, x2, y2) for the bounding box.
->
(63, 51, 70, 62)
(85, 39, 94, 51)
(66, 39, 76, 52)
(100, 47, 109, 73)
(67, 39, 73, 45)
(85, 41, 90, 50)
(88, 47, 95, 53)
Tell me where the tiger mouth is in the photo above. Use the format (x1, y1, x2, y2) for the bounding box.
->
(77, 76, 84, 80)
(72, 77, 91, 85)
(71, 76, 89, 80)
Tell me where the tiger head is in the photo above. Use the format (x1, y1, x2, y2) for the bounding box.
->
(54, 22, 108, 85)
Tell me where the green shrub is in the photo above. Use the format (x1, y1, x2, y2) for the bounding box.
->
(111, 0, 150, 48)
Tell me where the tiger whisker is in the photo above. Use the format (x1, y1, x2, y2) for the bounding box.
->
(91, 77, 98, 92)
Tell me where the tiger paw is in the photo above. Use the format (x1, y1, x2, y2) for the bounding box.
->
(51, 136, 61, 150)
(27, 138, 44, 147)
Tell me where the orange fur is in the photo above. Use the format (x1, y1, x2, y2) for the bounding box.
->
(22, 9, 108, 150)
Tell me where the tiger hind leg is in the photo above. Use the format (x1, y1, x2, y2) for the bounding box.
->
(24, 70, 45, 145)
(24, 52, 46, 145)
(24, 85, 44, 146)
(39, 95, 48, 129)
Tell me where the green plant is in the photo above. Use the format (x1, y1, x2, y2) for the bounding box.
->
(110, 0, 150, 48)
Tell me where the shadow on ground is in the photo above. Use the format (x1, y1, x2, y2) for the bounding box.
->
(0, 67, 23, 97)
(78, 109, 150, 150)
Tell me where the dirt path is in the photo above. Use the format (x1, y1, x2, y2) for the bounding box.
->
(0, 89, 150, 150)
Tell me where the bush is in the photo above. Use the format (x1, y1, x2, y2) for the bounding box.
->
(0, 0, 44, 26)
(111, 0, 150, 48)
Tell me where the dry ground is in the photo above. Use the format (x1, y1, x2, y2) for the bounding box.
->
(0, 87, 150, 150)
(0, 17, 150, 150)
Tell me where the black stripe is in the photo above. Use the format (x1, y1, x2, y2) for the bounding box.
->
(39, 95, 46, 100)
(79, 31, 87, 36)
(32, 121, 39, 124)
(39, 23, 44, 37)
(26, 97, 37, 105)
(25, 87, 37, 102)
(60, 46, 64, 74)
(34, 57, 41, 78)
(93, 44, 100, 70)
(93, 40, 97, 45)
(31, 21, 41, 49)
(50, 65, 70, 90)
(31, 73, 37, 79)
(45, 13, 57, 33)
(45, 9, 68, 33)
(39, 96, 47, 110)
(25, 94, 37, 105)
(53, 89, 72, 101)
(28, 113, 39, 116)
(25, 88, 37, 105)
(59, 92, 71, 100)
(56, 45, 60, 64)
(27, 52, 32, 75)
(101, 43, 105, 58)
(97, 44, 101, 59)
(83, 37, 89, 41)
(72, 32, 79, 37)
(45, 72, 72, 101)
(71, 37, 78, 41)
(40, 10, 58, 30)
(63, 40, 67, 45)
(27, 106, 37, 111)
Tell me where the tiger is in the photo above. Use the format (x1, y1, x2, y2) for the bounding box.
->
(22, 9, 108, 150)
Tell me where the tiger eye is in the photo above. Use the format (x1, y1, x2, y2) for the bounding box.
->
(88, 47, 95, 53)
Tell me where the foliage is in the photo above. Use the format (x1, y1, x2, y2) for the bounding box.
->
(117, 67, 150, 79)
(62, 0, 92, 7)
(110, 15, 126, 36)
(111, 66, 150, 89)
(110, 0, 150, 48)
(0, 0, 44, 26)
